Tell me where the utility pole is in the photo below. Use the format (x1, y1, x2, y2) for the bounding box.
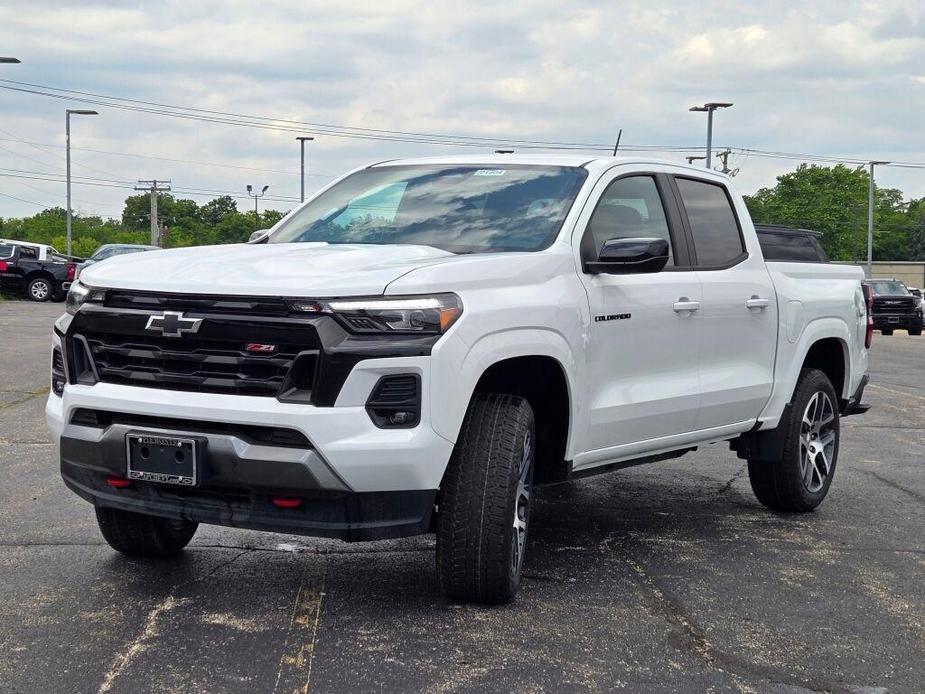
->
(135, 180, 171, 247)
(714, 149, 739, 176)
(246, 184, 269, 231)
(867, 161, 890, 278)
(689, 102, 733, 168)
(296, 136, 314, 203)
(65, 109, 98, 256)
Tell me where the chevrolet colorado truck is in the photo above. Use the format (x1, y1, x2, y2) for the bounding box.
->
(47, 156, 871, 604)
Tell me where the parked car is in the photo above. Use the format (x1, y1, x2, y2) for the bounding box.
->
(754, 224, 828, 263)
(0, 241, 78, 302)
(76, 244, 159, 279)
(49, 156, 871, 604)
(863, 278, 923, 336)
(907, 286, 925, 314)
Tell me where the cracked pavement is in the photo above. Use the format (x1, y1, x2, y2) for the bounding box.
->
(1, 300, 923, 693)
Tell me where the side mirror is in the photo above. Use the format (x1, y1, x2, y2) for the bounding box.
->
(586, 237, 669, 275)
(248, 229, 270, 243)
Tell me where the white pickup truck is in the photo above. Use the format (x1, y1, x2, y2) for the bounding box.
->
(47, 155, 870, 604)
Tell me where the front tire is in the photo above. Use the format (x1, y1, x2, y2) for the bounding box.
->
(748, 369, 840, 512)
(27, 277, 51, 302)
(95, 506, 198, 557)
(437, 393, 535, 604)
(881, 329, 894, 336)
(909, 328, 922, 336)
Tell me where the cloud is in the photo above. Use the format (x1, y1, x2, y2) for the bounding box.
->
(1, 0, 924, 220)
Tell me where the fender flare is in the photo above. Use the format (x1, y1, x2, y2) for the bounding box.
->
(429, 327, 581, 453)
(758, 317, 852, 430)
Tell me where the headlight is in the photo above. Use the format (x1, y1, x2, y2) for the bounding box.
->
(290, 294, 463, 335)
(65, 280, 106, 315)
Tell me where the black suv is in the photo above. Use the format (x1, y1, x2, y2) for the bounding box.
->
(863, 279, 923, 336)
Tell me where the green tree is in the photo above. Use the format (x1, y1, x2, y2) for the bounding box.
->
(744, 164, 912, 262)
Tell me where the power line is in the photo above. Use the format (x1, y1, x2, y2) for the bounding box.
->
(0, 136, 336, 178)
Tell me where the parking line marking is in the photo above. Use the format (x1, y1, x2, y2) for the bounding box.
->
(273, 561, 326, 694)
(868, 382, 925, 402)
(97, 595, 189, 694)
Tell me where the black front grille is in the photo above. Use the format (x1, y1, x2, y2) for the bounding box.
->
(104, 290, 291, 316)
(873, 296, 915, 314)
(79, 331, 315, 397)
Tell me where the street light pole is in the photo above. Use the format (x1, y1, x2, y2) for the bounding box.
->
(246, 184, 269, 231)
(296, 137, 314, 203)
(867, 161, 890, 278)
(689, 102, 733, 168)
(65, 109, 98, 257)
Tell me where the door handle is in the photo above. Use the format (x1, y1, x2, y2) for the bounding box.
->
(673, 298, 700, 313)
(746, 296, 770, 310)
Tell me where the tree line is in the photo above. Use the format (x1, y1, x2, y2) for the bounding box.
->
(1, 164, 924, 262)
(0, 193, 284, 258)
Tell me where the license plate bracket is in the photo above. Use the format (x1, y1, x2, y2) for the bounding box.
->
(126, 432, 199, 486)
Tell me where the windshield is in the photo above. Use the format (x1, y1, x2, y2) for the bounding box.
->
(270, 165, 588, 253)
(869, 280, 908, 295)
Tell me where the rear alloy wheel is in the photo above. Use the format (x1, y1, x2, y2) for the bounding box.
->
(748, 368, 840, 512)
(437, 393, 535, 604)
(27, 277, 51, 302)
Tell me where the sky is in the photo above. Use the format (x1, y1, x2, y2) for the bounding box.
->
(1, 0, 924, 220)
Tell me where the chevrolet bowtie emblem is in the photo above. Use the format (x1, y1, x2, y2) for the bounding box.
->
(144, 311, 203, 338)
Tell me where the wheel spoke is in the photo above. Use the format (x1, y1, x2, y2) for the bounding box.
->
(802, 452, 814, 488)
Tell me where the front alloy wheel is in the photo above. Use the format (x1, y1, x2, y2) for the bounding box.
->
(437, 393, 536, 604)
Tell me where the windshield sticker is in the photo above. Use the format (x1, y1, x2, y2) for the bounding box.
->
(473, 169, 506, 176)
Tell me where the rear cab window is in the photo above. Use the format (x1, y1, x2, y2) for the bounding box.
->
(755, 228, 828, 263)
(674, 177, 746, 268)
(0, 244, 14, 259)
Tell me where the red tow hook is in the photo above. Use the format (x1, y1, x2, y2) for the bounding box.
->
(271, 496, 303, 509)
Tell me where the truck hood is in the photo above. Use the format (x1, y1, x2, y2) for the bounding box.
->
(78, 242, 456, 297)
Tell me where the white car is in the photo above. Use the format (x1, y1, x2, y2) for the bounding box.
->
(48, 155, 870, 603)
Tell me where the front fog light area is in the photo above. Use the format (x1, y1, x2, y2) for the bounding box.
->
(366, 374, 421, 428)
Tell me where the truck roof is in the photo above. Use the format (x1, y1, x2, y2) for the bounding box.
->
(369, 154, 732, 179)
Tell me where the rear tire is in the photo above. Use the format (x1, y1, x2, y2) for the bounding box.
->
(748, 369, 840, 512)
(881, 329, 893, 336)
(95, 506, 198, 557)
(27, 277, 51, 302)
(909, 328, 922, 336)
(436, 393, 535, 604)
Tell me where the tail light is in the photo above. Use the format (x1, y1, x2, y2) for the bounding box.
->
(66, 262, 76, 281)
(0, 260, 7, 272)
(862, 283, 873, 349)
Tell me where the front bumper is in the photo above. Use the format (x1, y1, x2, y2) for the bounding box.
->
(46, 354, 455, 540)
(61, 461, 436, 542)
(872, 314, 923, 330)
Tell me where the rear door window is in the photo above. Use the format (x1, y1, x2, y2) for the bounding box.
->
(675, 178, 745, 267)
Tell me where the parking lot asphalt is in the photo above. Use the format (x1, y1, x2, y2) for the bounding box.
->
(0, 298, 923, 693)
